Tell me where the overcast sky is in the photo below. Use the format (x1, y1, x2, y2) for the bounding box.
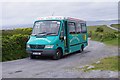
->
(1, 1, 119, 26)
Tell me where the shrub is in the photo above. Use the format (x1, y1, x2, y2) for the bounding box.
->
(91, 32, 117, 42)
(2, 34, 29, 61)
(95, 27, 104, 32)
(2, 28, 33, 61)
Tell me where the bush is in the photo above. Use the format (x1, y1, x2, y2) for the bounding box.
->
(2, 34, 29, 61)
(88, 31, 92, 37)
(95, 27, 104, 32)
(91, 32, 117, 42)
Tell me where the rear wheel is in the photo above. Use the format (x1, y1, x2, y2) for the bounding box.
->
(80, 45, 84, 53)
(53, 49, 62, 60)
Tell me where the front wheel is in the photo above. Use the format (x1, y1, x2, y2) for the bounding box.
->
(30, 54, 36, 59)
(53, 49, 62, 60)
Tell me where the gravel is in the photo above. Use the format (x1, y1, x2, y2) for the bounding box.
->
(2, 40, 119, 78)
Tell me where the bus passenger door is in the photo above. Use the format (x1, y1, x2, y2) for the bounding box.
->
(64, 21, 69, 53)
(68, 22, 78, 53)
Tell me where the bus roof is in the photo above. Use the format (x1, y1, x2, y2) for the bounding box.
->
(37, 16, 85, 22)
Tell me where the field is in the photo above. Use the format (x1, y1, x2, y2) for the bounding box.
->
(87, 25, 116, 33)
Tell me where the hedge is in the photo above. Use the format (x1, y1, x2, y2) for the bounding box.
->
(2, 34, 29, 61)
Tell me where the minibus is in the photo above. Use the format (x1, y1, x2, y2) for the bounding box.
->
(26, 16, 88, 60)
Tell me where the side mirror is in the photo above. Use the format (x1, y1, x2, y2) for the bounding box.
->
(60, 36, 64, 40)
(60, 31, 64, 40)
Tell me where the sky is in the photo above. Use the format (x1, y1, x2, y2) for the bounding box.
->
(0, 0, 119, 27)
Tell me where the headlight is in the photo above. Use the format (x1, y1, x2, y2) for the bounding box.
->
(45, 45, 54, 48)
(26, 44, 30, 48)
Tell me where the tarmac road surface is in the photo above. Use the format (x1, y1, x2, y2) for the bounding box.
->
(2, 40, 118, 78)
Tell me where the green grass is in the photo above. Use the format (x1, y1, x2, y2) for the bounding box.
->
(110, 24, 120, 29)
(87, 25, 119, 46)
(87, 25, 116, 33)
(82, 56, 120, 72)
(104, 38, 119, 46)
(91, 38, 119, 46)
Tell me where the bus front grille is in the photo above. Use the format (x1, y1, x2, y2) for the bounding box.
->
(30, 45, 45, 49)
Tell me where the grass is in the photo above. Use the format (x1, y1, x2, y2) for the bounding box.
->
(87, 25, 119, 46)
(110, 24, 120, 29)
(104, 38, 119, 46)
(87, 25, 116, 33)
(91, 38, 119, 46)
(82, 56, 120, 72)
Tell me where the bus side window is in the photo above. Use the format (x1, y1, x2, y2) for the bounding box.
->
(76, 23, 81, 34)
(81, 23, 87, 33)
(68, 22, 76, 34)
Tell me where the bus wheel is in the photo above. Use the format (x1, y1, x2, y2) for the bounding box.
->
(80, 45, 84, 53)
(30, 54, 36, 59)
(53, 49, 62, 60)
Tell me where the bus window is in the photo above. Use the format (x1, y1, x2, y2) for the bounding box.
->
(68, 22, 76, 34)
(76, 23, 81, 34)
(81, 23, 87, 33)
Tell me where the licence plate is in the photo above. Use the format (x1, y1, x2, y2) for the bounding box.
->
(33, 52, 41, 55)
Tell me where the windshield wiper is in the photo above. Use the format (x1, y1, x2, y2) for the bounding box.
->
(47, 33, 56, 35)
(38, 32, 47, 34)
(31, 32, 47, 36)
(31, 34, 37, 36)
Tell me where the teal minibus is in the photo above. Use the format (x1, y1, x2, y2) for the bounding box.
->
(26, 16, 88, 60)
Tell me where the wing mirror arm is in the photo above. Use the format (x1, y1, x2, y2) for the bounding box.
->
(60, 36, 64, 40)
(60, 31, 64, 41)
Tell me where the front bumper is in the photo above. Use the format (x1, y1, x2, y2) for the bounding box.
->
(26, 49, 57, 56)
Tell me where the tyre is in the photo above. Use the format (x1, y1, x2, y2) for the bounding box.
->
(53, 49, 62, 60)
(30, 54, 36, 59)
(79, 45, 84, 53)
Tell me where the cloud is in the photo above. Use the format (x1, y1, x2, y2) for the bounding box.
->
(1, 2, 118, 26)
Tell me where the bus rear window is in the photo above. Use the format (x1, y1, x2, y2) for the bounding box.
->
(81, 23, 87, 33)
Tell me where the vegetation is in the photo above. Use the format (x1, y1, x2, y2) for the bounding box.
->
(82, 56, 120, 72)
(88, 25, 116, 33)
(87, 25, 119, 46)
(85, 25, 119, 71)
(2, 28, 32, 36)
(95, 27, 104, 32)
(110, 24, 120, 29)
(2, 28, 32, 61)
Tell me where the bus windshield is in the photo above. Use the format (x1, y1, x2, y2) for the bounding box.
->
(32, 20, 60, 36)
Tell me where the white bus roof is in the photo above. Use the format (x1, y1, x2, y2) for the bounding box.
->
(37, 16, 85, 22)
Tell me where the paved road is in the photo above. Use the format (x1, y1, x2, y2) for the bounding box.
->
(107, 25, 120, 31)
(2, 40, 118, 78)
